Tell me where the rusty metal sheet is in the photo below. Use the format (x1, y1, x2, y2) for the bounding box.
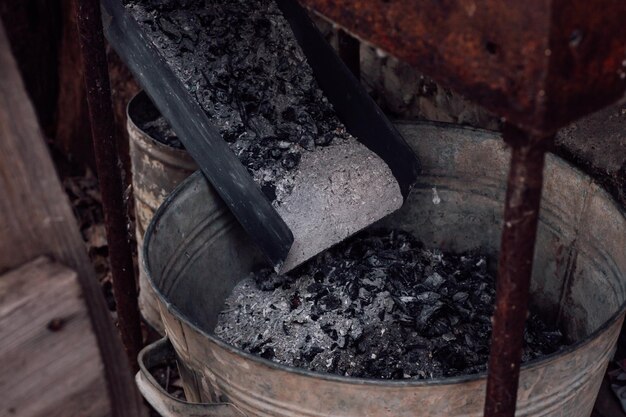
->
(299, 0, 626, 135)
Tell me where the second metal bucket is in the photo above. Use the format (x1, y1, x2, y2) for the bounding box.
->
(128, 91, 196, 334)
(141, 122, 626, 416)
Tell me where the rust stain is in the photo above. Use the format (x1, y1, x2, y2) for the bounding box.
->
(300, 0, 626, 136)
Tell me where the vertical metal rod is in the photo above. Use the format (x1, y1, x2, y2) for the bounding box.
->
(337, 29, 360, 80)
(75, 0, 142, 371)
(484, 125, 553, 417)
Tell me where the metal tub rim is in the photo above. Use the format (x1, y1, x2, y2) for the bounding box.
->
(143, 122, 626, 389)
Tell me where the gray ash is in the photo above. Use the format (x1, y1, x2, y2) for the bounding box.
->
(131, 93, 184, 149)
(141, 115, 183, 149)
(215, 230, 567, 380)
(125, 0, 352, 202)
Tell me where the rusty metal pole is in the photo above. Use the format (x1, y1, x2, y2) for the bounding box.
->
(484, 124, 554, 417)
(337, 29, 360, 80)
(75, 0, 142, 371)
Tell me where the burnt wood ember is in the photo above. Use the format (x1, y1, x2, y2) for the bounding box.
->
(124, 0, 355, 203)
(215, 230, 566, 380)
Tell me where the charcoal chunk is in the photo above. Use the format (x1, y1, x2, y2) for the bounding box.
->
(281, 153, 300, 169)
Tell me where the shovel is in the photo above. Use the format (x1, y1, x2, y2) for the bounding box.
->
(102, 0, 419, 273)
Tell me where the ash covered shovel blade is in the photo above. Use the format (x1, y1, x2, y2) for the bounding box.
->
(103, 0, 418, 271)
(276, 139, 402, 273)
(274, 0, 417, 271)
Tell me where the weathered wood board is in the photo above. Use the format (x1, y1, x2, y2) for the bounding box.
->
(0, 18, 145, 417)
(0, 257, 110, 417)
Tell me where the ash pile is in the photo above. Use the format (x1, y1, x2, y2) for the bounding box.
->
(215, 230, 566, 380)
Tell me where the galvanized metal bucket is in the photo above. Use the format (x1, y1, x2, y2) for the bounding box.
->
(127, 91, 196, 334)
(141, 122, 626, 417)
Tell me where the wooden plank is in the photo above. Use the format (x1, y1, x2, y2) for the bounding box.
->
(0, 19, 145, 417)
(0, 257, 109, 417)
(0, 19, 90, 277)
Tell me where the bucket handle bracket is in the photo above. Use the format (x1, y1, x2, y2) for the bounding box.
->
(137, 337, 246, 417)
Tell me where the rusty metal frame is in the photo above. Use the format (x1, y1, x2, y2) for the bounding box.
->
(75, 0, 143, 371)
(300, 0, 626, 136)
(485, 126, 553, 416)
